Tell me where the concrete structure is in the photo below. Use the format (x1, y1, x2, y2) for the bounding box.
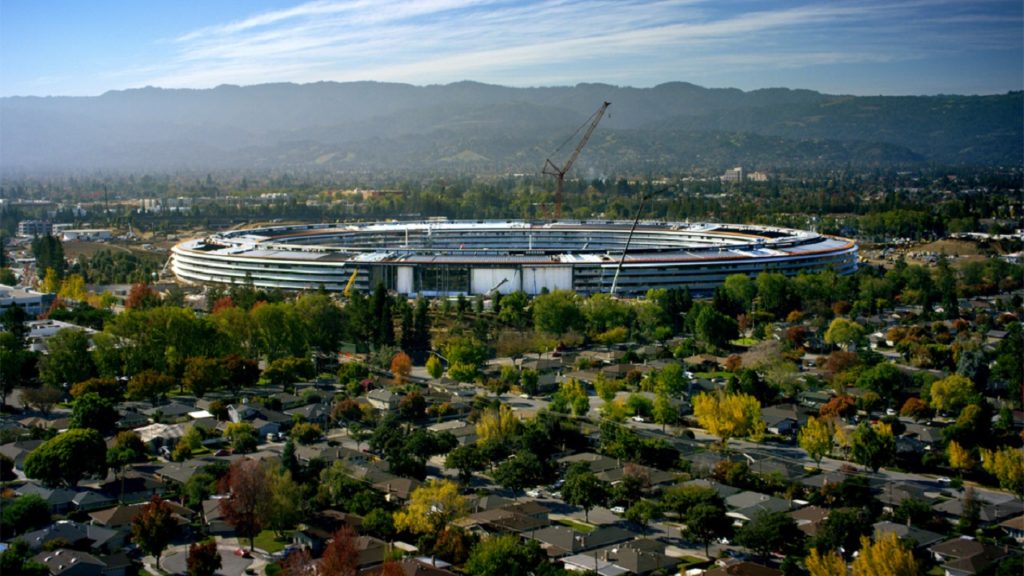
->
(171, 221, 857, 297)
(60, 229, 112, 241)
(17, 219, 51, 237)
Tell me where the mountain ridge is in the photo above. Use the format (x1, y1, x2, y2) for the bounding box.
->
(1, 81, 1019, 174)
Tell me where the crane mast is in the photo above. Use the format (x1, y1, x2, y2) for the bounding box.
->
(543, 101, 610, 219)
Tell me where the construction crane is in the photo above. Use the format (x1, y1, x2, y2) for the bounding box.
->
(543, 101, 610, 220)
(343, 268, 359, 297)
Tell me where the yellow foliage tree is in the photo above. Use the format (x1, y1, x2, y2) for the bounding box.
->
(58, 273, 88, 302)
(798, 416, 834, 469)
(693, 390, 765, 448)
(980, 446, 1024, 495)
(851, 532, 918, 576)
(41, 267, 61, 294)
(928, 374, 976, 413)
(947, 440, 975, 476)
(805, 548, 846, 576)
(393, 479, 467, 536)
(475, 404, 520, 447)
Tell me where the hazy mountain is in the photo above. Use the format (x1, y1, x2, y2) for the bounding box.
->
(1, 81, 1019, 174)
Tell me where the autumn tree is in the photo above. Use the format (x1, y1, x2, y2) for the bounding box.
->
(24, 428, 107, 487)
(187, 539, 222, 576)
(220, 458, 270, 551)
(824, 317, 865, 351)
(798, 416, 834, 469)
(980, 446, 1024, 495)
(693, 390, 765, 449)
(806, 548, 846, 576)
(125, 283, 160, 310)
(929, 374, 977, 414)
(393, 479, 467, 537)
(182, 357, 227, 398)
(850, 532, 918, 576)
(69, 377, 122, 401)
(132, 496, 179, 569)
(127, 369, 176, 404)
(899, 397, 931, 421)
(947, 440, 975, 477)
(390, 351, 413, 383)
(319, 526, 359, 576)
(475, 404, 520, 447)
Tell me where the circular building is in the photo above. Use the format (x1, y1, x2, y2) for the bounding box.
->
(170, 220, 857, 297)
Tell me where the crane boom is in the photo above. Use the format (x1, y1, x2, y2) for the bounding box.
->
(543, 101, 610, 219)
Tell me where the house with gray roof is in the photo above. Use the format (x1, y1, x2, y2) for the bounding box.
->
(17, 520, 121, 553)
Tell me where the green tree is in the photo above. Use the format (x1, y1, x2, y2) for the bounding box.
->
(31, 234, 65, 279)
(0, 331, 34, 407)
(1, 494, 51, 537)
(562, 463, 610, 522)
(24, 428, 107, 487)
(532, 289, 584, 335)
(265, 468, 305, 536)
(39, 328, 95, 388)
(0, 540, 49, 576)
(132, 496, 179, 569)
(464, 534, 548, 576)
(181, 358, 227, 398)
(260, 356, 313, 387)
(446, 444, 485, 485)
(426, 354, 444, 379)
(69, 392, 118, 434)
(824, 317, 865, 351)
(624, 499, 662, 536)
(850, 422, 895, 472)
(736, 510, 806, 561)
(686, 501, 732, 556)
(692, 302, 738, 349)
(494, 451, 545, 500)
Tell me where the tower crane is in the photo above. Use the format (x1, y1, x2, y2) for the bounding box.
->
(543, 101, 610, 220)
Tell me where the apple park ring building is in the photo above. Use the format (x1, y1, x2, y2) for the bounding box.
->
(170, 220, 858, 298)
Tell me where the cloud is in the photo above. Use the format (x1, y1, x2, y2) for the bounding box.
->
(130, 0, 1022, 91)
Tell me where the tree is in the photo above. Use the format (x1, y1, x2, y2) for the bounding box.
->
(947, 440, 975, 477)
(20, 385, 62, 416)
(652, 390, 677, 431)
(132, 496, 179, 569)
(693, 390, 765, 448)
(475, 404, 520, 447)
(494, 451, 545, 499)
(319, 526, 359, 576)
(261, 356, 313, 387)
(824, 317, 865, 351)
(899, 397, 931, 421)
(464, 534, 548, 576)
(220, 458, 270, 551)
(850, 532, 918, 576)
(929, 374, 977, 414)
(656, 363, 688, 396)
(265, 468, 305, 537)
(532, 290, 584, 335)
(686, 501, 732, 556)
(798, 416, 834, 469)
(562, 463, 610, 522)
(692, 303, 738, 349)
(980, 446, 1024, 495)
(108, 431, 148, 500)
(735, 510, 806, 561)
(69, 392, 118, 434)
(187, 539, 222, 576)
(426, 354, 444, 379)
(291, 422, 323, 445)
(69, 377, 122, 401)
(31, 234, 65, 279)
(850, 422, 895, 472)
(390, 351, 413, 383)
(0, 331, 33, 407)
(394, 479, 467, 536)
(0, 539, 49, 576)
(624, 499, 662, 536)
(39, 328, 95, 388)
(24, 428, 107, 487)
(814, 507, 872, 556)
(446, 444, 485, 485)
(125, 283, 161, 310)
(806, 548, 846, 576)
(181, 358, 227, 398)
(2, 494, 51, 537)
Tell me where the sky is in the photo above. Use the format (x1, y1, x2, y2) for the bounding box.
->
(1, 0, 1021, 97)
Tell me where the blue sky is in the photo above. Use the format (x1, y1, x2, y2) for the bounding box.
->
(1, 0, 1021, 97)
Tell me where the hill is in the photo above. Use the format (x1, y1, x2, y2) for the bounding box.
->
(1, 81, 1019, 174)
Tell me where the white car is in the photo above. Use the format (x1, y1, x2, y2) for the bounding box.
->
(631, 415, 647, 423)
(526, 489, 541, 498)
(610, 506, 626, 514)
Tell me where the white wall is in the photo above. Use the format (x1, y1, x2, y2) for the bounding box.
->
(522, 267, 573, 294)
(470, 268, 520, 295)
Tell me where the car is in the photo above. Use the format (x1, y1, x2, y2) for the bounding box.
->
(937, 476, 952, 484)
(631, 415, 647, 423)
(526, 489, 541, 498)
(234, 548, 251, 558)
(610, 506, 625, 514)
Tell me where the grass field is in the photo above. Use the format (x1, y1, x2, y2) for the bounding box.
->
(253, 530, 293, 553)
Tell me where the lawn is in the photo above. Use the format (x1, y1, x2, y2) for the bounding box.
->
(555, 518, 596, 533)
(253, 530, 293, 554)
